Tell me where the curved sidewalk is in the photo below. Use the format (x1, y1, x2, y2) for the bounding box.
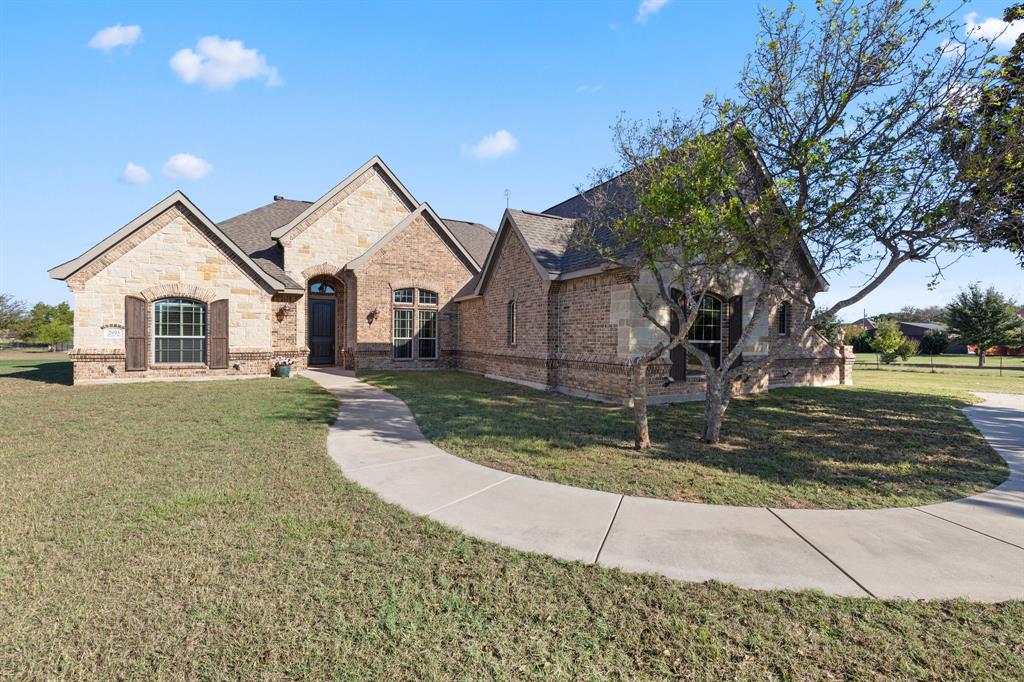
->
(305, 369, 1024, 602)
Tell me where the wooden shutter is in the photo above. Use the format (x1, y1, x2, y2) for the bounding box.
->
(727, 295, 743, 366)
(209, 299, 229, 369)
(125, 295, 147, 371)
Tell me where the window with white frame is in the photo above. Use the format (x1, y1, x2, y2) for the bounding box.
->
(153, 298, 206, 364)
(686, 295, 722, 374)
(392, 287, 439, 360)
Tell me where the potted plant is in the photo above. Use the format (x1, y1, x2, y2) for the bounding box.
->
(273, 356, 295, 378)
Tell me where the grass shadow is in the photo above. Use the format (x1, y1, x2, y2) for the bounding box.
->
(0, 360, 73, 386)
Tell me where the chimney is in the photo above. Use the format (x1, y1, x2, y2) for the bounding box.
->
(273, 195, 285, 202)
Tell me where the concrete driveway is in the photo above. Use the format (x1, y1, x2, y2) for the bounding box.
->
(306, 369, 1024, 602)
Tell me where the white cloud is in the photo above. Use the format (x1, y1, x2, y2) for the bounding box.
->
(170, 36, 282, 90)
(939, 39, 966, 59)
(162, 153, 212, 180)
(88, 24, 142, 52)
(467, 130, 518, 160)
(121, 162, 150, 184)
(965, 11, 1023, 49)
(636, 0, 670, 24)
(576, 83, 604, 93)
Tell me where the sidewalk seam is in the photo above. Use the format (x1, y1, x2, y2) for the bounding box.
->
(593, 495, 625, 565)
(766, 508, 876, 598)
(425, 475, 517, 515)
(912, 507, 1024, 551)
(346, 453, 444, 472)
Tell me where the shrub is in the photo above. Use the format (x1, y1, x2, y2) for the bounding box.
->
(898, 337, 919, 361)
(870, 319, 908, 364)
(919, 329, 949, 355)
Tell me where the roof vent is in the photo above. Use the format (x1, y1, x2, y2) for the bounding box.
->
(273, 195, 285, 202)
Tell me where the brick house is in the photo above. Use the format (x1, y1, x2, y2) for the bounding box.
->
(49, 155, 852, 399)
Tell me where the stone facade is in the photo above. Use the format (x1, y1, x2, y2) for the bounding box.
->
(281, 169, 414, 357)
(66, 205, 279, 383)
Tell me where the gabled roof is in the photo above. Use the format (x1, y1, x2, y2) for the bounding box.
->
(346, 203, 481, 273)
(442, 218, 495, 266)
(469, 209, 577, 298)
(270, 156, 418, 241)
(218, 198, 311, 290)
(48, 191, 302, 293)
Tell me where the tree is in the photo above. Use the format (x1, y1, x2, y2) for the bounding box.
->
(18, 302, 74, 348)
(919, 329, 950, 355)
(813, 310, 843, 346)
(945, 4, 1024, 264)
(870, 320, 908, 364)
(575, 0, 999, 445)
(0, 293, 27, 334)
(946, 284, 1023, 366)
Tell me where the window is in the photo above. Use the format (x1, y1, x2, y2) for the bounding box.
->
(393, 309, 413, 359)
(153, 298, 206, 364)
(309, 279, 335, 295)
(686, 295, 722, 374)
(507, 301, 516, 346)
(778, 302, 790, 337)
(418, 310, 437, 359)
(392, 287, 439, 360)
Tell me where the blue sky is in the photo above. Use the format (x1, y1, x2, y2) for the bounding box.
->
(1, 0, 1020, 320)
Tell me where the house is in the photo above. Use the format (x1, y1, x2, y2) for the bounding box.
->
(49, 155, 852, 401)
(853, 318, 965, 354)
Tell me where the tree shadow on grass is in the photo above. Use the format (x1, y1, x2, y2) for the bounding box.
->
(363, 372, 1010, 505)
(0, 360, 72, 386)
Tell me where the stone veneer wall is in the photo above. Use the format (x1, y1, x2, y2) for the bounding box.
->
(351, 213, 475, 370)
(456, 225, 851, 404)
(67, 204, 277, 383)
(280, 169, 414, 357)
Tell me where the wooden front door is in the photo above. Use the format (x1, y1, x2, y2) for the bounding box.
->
(308, 299, 335, 365)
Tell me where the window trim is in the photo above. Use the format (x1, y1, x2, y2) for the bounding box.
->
(507, 300, 516, 347)
(391, 286, 440, 361)
(778, 301, 790, 337)
(685, 295, 723, 377)
(152, 297, 207, 366)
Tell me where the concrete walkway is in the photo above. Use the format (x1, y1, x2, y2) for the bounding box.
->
(305, 369, 1024, 602)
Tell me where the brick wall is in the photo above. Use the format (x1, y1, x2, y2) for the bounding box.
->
(351, 212, 476, 370)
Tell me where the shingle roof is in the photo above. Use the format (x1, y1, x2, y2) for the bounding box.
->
(218, 198, 314, 290)
(442, 219, 495, 267)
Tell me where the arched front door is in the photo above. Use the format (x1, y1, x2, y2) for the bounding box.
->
(308, 278, 338, 365)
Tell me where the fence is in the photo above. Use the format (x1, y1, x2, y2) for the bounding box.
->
(853, 352, 1024, 376)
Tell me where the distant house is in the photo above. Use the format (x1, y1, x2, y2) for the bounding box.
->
(853, 318, 966, 354)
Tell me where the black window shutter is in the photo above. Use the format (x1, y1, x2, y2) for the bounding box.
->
(728, 295, 743, 357)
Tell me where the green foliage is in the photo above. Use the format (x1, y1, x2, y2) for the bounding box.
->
(0, 293, 27, 332)
(18, 301, 73, 345)
(813, 311, 842, 345)
(870, 319, 909, 364)
(919, 329, 950, 355)
(898, 337, 920, 361)
(847, 328, 874, 353)
(945, 284, 1023, 358)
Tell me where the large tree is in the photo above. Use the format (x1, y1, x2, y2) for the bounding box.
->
(575, 0, 1005, 446)
(946, 284, 1022, 366)
(0, 293, 27, 334)
(945, 3, 1024, 263)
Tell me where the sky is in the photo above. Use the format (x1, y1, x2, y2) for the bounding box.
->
(1, 0, 1020, 321)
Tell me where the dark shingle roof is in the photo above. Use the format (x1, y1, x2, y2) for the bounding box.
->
(442, 219, 495, 267)
(218, 198, 312, 289)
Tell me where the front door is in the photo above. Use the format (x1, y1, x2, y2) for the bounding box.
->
(308, 299, 335, 365)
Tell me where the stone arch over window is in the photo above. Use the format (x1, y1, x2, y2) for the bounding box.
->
(301, 262, 346, 280)
(139, 283, 216, 303)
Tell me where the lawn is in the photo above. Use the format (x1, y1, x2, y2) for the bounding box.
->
(361, 370, 1011, 509)
(2, 357, 1022, 679)
(855, 352, 1024, 373)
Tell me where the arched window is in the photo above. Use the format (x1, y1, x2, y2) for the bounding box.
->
(392, 287, 439, 360)
(309, 279, 336, 295)
(687, 295, 723, 372)
(777, 302, 790, 337)
(153, 298, 206, 364)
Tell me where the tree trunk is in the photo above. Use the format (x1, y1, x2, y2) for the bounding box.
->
(978, 351, 986, 367)
(630, 363, 651, 449)
(700, 375, 730, 444)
